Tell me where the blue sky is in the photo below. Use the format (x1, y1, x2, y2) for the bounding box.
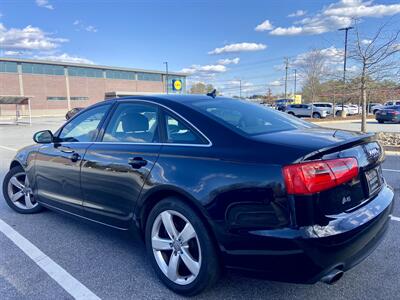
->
(1, 0, 399, 96)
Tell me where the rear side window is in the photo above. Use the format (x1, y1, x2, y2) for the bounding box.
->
(164, 113, 206, 144)
(191, 99, 315, 136)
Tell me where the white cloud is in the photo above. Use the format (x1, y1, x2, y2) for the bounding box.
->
(0, 12, 3, 18)
(4, 50, 32, 56)
(33, 53, 94, 64)
(0, 23, 68, 50)
(217, 57, 240, 65)
(361, 39, 372, 45)
(255, 20, 273, 32)
(288, 10, 307, 17)
(269, 80, 282, 86)
(180, 64, 227, 75)
(270, 0, 400, 36)
(73, 20, 98, 33)
(85, 25, 98, 33)
(324, 0, 400, 18)
(208, 42, 267, 54)
(293, 46, 344, 66)
(36, 0, 54, 10)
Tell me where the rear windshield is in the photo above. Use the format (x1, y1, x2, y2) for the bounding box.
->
(191, 98, 315, 135)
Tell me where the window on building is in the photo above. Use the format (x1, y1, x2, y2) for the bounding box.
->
(105, 70, 135, 80)
(22, 63, 64, 75)
(68, 67, 103, 78)
(0, 62, 18, 73)
(47, 96, 67, 101)
(137, 72, 162, 81)
(71, 97, 89, 101)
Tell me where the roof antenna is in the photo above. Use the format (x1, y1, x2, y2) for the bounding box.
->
(206, 89, 217, 98)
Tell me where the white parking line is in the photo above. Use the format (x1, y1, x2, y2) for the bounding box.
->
(383, 169, 400, 173)
(0, 145, 17, 152)
(391, 216, 400, 222)
(0, 218, 101, 300)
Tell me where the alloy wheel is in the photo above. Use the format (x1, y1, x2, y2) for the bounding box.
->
(151, 210, 201, 285)
(7, 172, 38, 210)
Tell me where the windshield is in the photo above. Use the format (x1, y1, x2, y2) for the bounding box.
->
(191, 98, 316, 136)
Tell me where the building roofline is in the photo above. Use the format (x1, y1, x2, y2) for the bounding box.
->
(0, 57, 187, 77)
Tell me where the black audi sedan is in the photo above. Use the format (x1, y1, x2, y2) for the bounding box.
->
(2, 95, 394, 296)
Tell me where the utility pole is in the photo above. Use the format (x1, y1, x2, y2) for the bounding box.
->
(339, 26, 353, 111)
(293, 69, 297, 98)
(284, 57, 289, 99)
(163, 61, 169, 94)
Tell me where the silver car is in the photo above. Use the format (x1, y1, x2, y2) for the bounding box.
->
(286, 104, 330, 118)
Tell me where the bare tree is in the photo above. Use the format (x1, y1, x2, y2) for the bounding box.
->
(297, 49, 327, 104)
(350, 22, 400, 132)
(189, 82, 215, 94)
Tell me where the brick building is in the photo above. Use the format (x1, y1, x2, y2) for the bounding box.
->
(0, 58, 186, 116)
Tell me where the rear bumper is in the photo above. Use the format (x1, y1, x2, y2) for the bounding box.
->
(219, 184, 394, 283)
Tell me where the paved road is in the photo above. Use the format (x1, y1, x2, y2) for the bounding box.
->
(0, 118, 399, 299)
(317, 119, 400, 133)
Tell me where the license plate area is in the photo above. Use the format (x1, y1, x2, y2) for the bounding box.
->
(365, 166, 383, 195)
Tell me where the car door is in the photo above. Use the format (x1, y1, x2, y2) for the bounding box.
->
(80, 101, 162, 228)
(299, 104, 310, 117)
(35, 103, 112, 214)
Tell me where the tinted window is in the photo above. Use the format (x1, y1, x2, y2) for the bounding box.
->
(59, 105, 110, 142)
(103, 103, 158, 143)
(191, 99, 315, 135)
(164, 113, 205, 144)
(0, 62, 18, 73)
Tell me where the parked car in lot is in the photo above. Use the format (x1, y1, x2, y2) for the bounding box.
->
(65, 107, 84, 120)
(372, 101, 400, 115)
(375, 105, 400, 123)
(314, 102, 344, 116)
(286, 104, 329, 118)
(2, 95, 394, 296)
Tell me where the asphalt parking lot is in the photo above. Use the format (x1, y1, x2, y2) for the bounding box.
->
(0, 117, 399, 299)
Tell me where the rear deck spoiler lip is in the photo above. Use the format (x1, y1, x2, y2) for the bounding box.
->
(296, 132, 377, 162)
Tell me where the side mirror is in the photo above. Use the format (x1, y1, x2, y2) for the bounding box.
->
(33, 130, 54, 144)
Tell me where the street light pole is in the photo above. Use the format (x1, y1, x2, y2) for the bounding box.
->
(284, 57, 289, 99)
(339, 26, 353, 111)
(294, 69, 297, 98)
(239, 80, 242, 99)
(164, 61, 169, 94)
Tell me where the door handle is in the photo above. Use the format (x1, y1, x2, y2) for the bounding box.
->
(70, 152, 81, 162)
(128, 157, 147, 169)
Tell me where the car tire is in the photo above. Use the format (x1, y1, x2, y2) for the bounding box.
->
(335, 111, 342, 117)
(145, 197, 220, 296)
(378, 120, 384, 124)
(288, 112, 295, 116)
(2, 166, 43, 214)
(312, 112, 321, 119)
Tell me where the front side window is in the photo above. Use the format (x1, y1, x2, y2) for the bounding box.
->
(164, 113, 205, 144)
(58, 105, 110, 142)
(103, 103, 159, 143)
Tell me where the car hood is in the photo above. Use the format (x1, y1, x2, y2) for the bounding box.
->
(251, 127, 375, 162)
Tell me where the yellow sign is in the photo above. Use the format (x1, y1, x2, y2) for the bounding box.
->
(293, 94, 302, 104)
(173, 79, 182, 91)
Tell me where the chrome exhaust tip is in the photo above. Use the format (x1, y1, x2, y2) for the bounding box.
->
(320, 269, 344, 285)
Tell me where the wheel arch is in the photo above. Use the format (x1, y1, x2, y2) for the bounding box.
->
(10, 160, 23, 170)
(137, 186, 221, 254)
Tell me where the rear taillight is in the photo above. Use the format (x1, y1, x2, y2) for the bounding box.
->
(393, 111, 400, 115)
(283, 158, 358, 195)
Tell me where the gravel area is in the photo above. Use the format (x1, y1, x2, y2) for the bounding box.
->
(376, 132, 400, 147)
